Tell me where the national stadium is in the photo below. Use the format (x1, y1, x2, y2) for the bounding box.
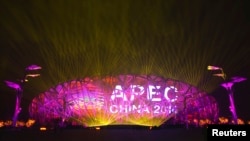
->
(29, 74, 219, 127)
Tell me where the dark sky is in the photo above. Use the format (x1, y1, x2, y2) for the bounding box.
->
(0, 0, 250, 122)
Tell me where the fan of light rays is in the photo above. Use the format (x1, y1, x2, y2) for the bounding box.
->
(29, 74, 219, 127)
(1, 0, 248, 94)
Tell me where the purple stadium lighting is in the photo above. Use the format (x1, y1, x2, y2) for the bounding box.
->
(208, 65, 247, 124)
(4, 81, 21, 90)
(29, 75, 219, 127)
(231, 76, 247, 83)
(221, 82, 237, 124)
(221, 76, 247, 124)
(4, 64, 41, 127)
(207, 65, 222, 70)
(25, 64, 42, 71)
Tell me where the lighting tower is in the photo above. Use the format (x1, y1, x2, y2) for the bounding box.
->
(207, 65, 246, 124)
(5, 64, 42, 127)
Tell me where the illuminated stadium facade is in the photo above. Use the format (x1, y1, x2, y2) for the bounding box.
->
(29, 75, 219, 127)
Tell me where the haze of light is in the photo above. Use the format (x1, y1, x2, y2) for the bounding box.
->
(0, 0, 249, 105)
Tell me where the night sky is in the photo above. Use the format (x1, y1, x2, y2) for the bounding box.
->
(0, 0, 250, 122)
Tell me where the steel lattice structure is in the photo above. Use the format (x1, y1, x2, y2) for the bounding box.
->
(29, 75, 218, 127)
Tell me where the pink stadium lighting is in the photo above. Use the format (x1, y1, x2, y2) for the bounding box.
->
(207, 65, 222, 70)
(221, 81, 239, 125)
(4, 64, 42, 127)
(4, 81, 21, 90)
(25, 64, 42, 71)
(208, 65, 247, 125)
(29, 75, 219, 127)
(231, 76, 247, 83)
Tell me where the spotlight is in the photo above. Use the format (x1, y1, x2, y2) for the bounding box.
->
(4, 64, 42, 127)
(207, 65, 222, 70)
(26, 64, 42, 71)
(207, 65, 247, 125)
(231, 76, 247, 83)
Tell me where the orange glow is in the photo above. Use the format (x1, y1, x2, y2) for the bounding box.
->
(26, 119, 36, 127)
(4, 120, 12, 126)
(237, 118, 245, 125)
(0, 121, 4, 127)
(16, 121, 25, 127)
(218, 117, 229, 124)
(40, 127, 47, 131)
